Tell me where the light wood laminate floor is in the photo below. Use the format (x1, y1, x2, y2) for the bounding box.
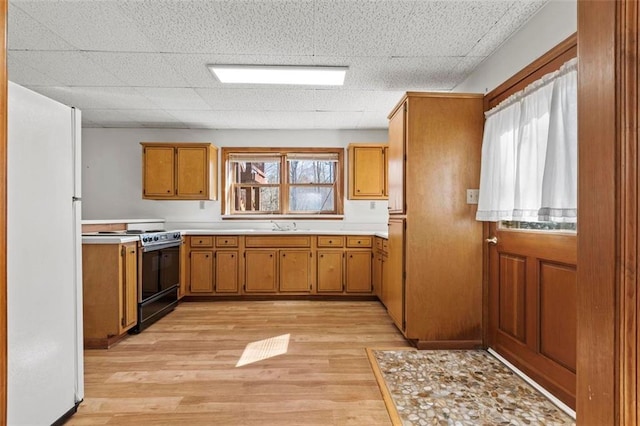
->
(69, 300, 410, 425)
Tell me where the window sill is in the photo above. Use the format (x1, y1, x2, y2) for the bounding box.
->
(222, 214, 344, 220)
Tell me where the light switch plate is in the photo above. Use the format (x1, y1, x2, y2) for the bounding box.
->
(466, 189, 479, 204)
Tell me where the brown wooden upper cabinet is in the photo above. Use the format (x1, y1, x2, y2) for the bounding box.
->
(141, 142, 218, 200)
(387, 103, 406, 213)
(348, 143, 388, 200)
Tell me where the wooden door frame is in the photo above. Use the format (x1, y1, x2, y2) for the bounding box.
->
(577, 0, 638, 424)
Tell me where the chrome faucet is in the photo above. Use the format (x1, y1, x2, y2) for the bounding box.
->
(271, 220, 286, 231)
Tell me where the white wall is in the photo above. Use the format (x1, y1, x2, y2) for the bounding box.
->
(82, 128, 389, 231)
(454, 0, 577, 94)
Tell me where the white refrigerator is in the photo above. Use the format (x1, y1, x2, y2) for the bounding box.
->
(7, 82, 84, 424)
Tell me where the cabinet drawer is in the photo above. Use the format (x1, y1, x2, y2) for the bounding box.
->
(191, 236, 213, 247)
(216, 236, 239, 247)
(346, 236, 373, 248)
(317, 236, 345, 248)
(245, 236, 311, 248)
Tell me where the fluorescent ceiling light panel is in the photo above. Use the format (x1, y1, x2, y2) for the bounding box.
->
(208, 65, 347, 86)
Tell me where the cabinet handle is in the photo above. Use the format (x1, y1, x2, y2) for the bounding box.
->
(167, 190, 170, 193)
(320, 254, 324, 258)
(199, 190, 203, 193)
(130, 250, 135, 254)
(231, 254, 234, 258)
(358, 241, 361, 244)
(199, 240, 203, 243)
(206, 254, 209, 258)
(329, 240, 332, 243)
(356, 189, 360, 192)
(224, 240, 228, 243)
(282, 254, 286, 257)
(270, 254, 273, 257)
(350, 255, 353, 258)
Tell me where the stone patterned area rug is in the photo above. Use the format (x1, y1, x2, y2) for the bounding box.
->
(366, 348, 575, 426)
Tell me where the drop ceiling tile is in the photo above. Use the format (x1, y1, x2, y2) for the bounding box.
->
(313, 0, 416, 57)
(380, 56, 467, 91)
(313, 89, 405, 112)
(470, 1, 548, 57)
(83, 52, 187, 87)
(8, 53, 62, 86)
(9, 51, 125, 86)
(81, 109, 138, 125)
(222, 111, 316, 129)
(313, 111, 364, 129)
(8, 4, 76, 51)
(13, 0, 157, 52)
(357, 111, 390, 129)
(134, 88, 210, 110)
(195, 88, 316, 112)
(31, 86, 158, 110)
(108, 109, 181, 124)
(117, 0, 314, 55)
(393, 1, 512, 57)
(167, 110, 229, 129)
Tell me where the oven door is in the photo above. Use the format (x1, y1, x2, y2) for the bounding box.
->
(140, 243, 180, 301)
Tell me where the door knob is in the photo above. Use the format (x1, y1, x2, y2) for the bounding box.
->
(486, 236, 498, 245)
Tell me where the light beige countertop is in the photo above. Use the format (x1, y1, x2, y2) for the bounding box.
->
(82, 218, 164, 225)
(82, 229, 388, 244)
(81, 235, 140, 244)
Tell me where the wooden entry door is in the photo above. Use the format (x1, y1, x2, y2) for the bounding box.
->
(487, 222, 577, 408)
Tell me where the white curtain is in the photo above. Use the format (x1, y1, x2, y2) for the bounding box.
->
(476, 58, 578, 223)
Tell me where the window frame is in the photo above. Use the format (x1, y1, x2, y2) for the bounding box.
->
(221, 147, 344, 218)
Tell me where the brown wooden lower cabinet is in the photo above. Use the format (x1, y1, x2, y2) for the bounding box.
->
(279, 250, 312, 292)
(82, 242, 138, 349)
(189, 250, 213, 293)
(184, 235, 374, 297)
(215, 251, 239, 293)
(317, 250, 344, 292)
(244, 250, 277, 292)
(345, 251, 372, 292)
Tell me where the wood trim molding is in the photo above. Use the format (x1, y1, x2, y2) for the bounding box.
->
(617, 1, 639, 424)
(0, 0, 6, 422)
(577, 0, 639, 423)
(484, 33, 577, 111)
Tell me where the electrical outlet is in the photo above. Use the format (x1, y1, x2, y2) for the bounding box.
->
(199, 201, 205, 210)
(370, 201, 376, 210)
(466, 189, 479, 204)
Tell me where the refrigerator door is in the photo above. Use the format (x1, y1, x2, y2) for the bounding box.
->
(7, 82, 81, 424)
(72, 107, 84, 403)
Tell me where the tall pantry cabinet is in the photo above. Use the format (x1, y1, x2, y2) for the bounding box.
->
(386, 92, 484, 349)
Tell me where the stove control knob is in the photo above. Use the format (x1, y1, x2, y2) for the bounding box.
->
(154, 236, 159, 241)
(143, 237, 149, 242)
(173, 232, 180, 239)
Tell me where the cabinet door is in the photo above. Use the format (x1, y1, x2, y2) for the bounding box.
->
(176, 146, 207, 198)
(216, 251, 239, 293)
(143, 146, 175, 197)
(388, 102, 406, 213)
(245, 250, 277, 292)
(190, 251, 214, 293)
(279, 250, 311, 292)
(372, 252, 383, 299)
(386, 219, 405, 330)
(350, 146, 386, 199)
(317, 250, 344, 292)
(121, 243, 138, 332)
(345, 251, 372, 293)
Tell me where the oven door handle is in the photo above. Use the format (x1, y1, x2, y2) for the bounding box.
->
(141, 241, 183, 252)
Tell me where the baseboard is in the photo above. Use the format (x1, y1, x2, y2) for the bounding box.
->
(415, 339, 483, 350)
(84, 333, 129, 349)
(182, 295, 379, 302)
